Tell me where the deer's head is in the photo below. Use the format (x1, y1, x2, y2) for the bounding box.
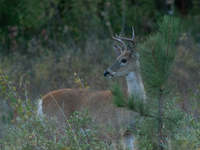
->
(104, 27, 139, 78)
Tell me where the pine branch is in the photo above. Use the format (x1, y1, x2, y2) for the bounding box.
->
(158, 89, 164, 150)
(152, 48, 158, 73)
(167, 24, 171, 56)
(162, 117, 178, 125)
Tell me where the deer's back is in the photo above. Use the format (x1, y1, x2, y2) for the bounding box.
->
(42, 89, 138, 129)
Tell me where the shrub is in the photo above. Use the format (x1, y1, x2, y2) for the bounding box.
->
(1, 115, 67, 150)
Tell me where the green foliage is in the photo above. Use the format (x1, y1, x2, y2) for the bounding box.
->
(188, 86, 200, 117)
(139, 16, 181, 96)
(135, 97, 184, 149)
(111, 83, 149, 116)
(62, 0, 102, 39)
(0, 69, 33, 122)
(0, 0, 166, 55)
(170, 115, 200, 149)
(2, 110, 13, 125)
(127, 95, 147, 116)
(65, 108, 119, 150)
(137, 16, 183, 149)
(136, 114, 200, 149)
(110, 83, 125, 107)
(0, 108, 122, 150)
(1, 115, 67, 150)
(0, 0, 199, 55)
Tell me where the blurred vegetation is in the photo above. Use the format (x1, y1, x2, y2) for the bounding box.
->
(0, 0, 199, 95)
(1, 108, 123, 150)
(0, 0, 200, 148)
(0, 0, 198, 55)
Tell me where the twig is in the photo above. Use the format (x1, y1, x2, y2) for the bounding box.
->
(50, 93, 81, 150)
(24, 83, 28, 102)
(158, 90, 164, 150)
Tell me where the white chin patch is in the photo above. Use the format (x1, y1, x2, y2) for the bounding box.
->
(105, 75, 113, 78)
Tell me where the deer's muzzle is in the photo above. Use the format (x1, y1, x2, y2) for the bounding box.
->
(104, 70, 112, 77)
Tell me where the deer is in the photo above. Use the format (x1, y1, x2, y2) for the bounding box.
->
(37, 27, 146, 150)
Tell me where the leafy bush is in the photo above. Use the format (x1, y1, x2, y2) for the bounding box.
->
(1, 115, 66, 150)
(0, 108, 124, 150)
(65, 109, 122, 150)
(170, 114, 200, 150)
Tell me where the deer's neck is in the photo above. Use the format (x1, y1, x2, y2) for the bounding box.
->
(126, 68, 146, 100)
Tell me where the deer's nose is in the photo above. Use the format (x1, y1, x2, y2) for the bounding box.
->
(104, 70, 110, 77)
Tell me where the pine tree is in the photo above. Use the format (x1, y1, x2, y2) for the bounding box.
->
(112, 16, 183, 149)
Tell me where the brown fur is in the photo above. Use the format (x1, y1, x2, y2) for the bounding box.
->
(42, 89, 138, 129)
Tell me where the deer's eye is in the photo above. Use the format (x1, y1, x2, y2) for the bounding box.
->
(121, 59, 127, 63)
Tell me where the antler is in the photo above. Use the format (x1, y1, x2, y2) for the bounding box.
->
(111, 27, 135, 52)
(115, 26, 135, 45)
(111, 36, 127, 51)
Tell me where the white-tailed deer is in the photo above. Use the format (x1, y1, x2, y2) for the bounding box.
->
(37, 27, 145, 150)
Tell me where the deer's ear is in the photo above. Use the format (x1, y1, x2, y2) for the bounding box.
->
(128, 49, 139, 59)
(112, 44, 122, 55)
